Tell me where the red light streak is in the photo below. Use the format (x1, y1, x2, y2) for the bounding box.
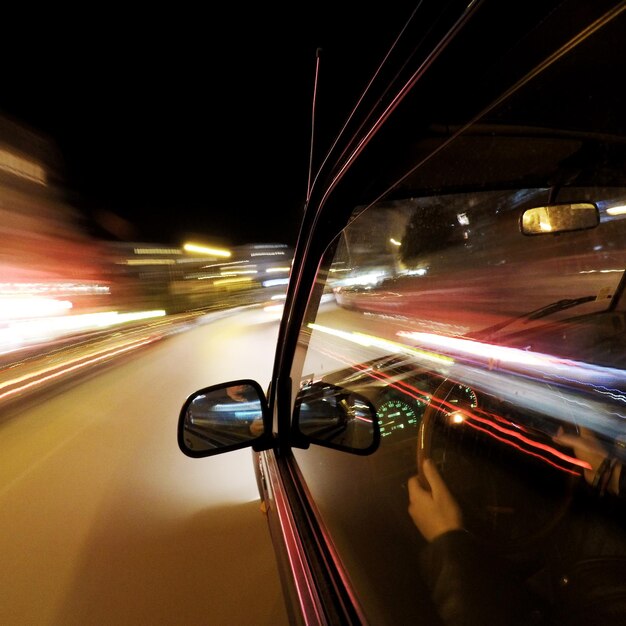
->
(311, 342, 588, 474)
(470, 406, 591, 470)
(415, 392, 588, 474)
(463, 420, 581, 476)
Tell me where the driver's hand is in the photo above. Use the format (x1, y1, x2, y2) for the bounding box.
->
(553, 426, 602, 484)
(408, 459, 463, 542)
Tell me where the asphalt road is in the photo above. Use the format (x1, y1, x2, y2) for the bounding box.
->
(0, 306, 289, 626)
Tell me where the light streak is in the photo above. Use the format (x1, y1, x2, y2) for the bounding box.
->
(0, 309, 166, 356)
(398, 329, 626, 402)
(307, 329, 588, 473)
(0, 338, 156, 401)
(463, 420, 581, 475)
(308, 323, 453, 366)
(606, 204, 626, 216)
(183, 243, 231, 258)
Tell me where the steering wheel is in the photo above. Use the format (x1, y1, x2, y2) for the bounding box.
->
(417, 378, 579, 557)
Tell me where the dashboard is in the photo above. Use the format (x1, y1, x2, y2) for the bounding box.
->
(328, 354, 587, 556)
(375, 377, 479, 442)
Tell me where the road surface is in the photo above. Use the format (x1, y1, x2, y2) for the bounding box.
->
(0, 306, 289, 626)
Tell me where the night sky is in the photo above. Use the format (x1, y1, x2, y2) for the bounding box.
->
(0, 5, 415, 248)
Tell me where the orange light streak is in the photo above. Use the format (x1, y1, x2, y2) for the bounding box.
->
(0, 338, 156, 401)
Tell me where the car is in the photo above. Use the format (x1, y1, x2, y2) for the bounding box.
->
(177, 1, 626, 624)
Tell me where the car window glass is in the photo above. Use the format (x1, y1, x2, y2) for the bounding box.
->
(289, 11, 626, 625)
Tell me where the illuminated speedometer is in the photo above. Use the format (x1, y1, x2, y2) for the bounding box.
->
(377, 399, 418, 439)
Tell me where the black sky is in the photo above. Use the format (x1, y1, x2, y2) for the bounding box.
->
(0, 5, 415, 247)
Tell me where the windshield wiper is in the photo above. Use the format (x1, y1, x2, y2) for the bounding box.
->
(525, 296, 597, 321)
(469, 295, 600, 340)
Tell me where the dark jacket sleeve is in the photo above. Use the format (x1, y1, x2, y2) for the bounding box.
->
(419, 530, 538, 626)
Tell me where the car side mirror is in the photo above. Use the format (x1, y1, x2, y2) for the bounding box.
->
(177, 379, 272, 458)
(521, 202, 599, 235)
(292, 381, 380, 455)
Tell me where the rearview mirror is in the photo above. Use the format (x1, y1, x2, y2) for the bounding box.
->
(521, 202, 599, 235)
(292, 381, 380, 455)
(177, 380, 271, 458)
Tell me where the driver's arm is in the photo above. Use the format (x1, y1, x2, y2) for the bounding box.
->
(408, 459, 463, 540)
(408, 460, 537, 626)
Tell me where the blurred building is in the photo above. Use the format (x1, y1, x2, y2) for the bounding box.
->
(0, 112, 294, 324)
(107, 241, 294, 313)
(0, 113, 112, 316)
(0, 113, 295, 361)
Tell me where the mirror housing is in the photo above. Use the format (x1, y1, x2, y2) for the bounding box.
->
(521, 202, 599, 235)
(292, 381, 380, 455)
(177, 379, 272, 458)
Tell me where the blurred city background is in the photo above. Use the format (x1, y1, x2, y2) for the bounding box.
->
(0, 113, 294, 364)
(0, 111, 294, 625)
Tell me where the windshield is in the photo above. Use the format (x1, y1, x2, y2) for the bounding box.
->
(330, 188, 626, 343)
